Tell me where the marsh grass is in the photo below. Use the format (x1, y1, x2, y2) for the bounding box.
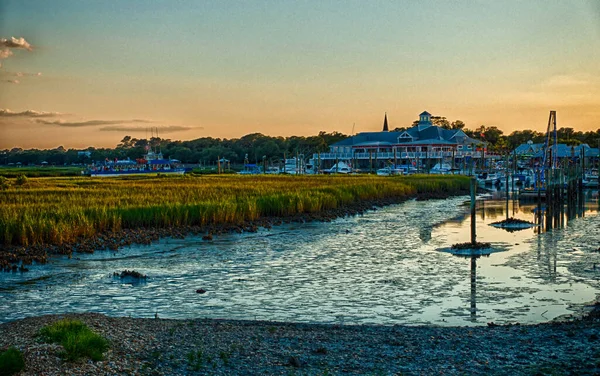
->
(39, 319, 109, 361)
(0, 174, 469, 246)
(0, 347, 25, 376)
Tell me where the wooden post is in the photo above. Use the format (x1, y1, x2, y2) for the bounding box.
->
(470, 255, 477, 317)
(217, 156, 221, 174)
(470, 177, 477, 244)
(317, 152, 321, 175)
(537, 169, 542, 232)
(505, 152, 509, 220)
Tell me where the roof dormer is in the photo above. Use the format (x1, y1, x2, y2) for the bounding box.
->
(418, 111, 432, 131)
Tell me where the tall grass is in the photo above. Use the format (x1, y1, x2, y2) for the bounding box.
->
(0, 175, 469, 247)
(39, 319, 109, 361)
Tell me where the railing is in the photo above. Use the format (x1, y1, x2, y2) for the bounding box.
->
(315, 151, 496, 160)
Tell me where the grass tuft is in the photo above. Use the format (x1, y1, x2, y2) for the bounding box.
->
(39, 319, 109, 361)
(0, 347, 25, 376)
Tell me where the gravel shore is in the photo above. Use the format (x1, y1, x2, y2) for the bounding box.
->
(2, 311, 600, 375)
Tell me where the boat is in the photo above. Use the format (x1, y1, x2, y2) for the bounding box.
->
(476, 171, 502, 186)
(583, 169, 599, 189)
(325, 161, 353, 174)
(429, 163, 452, 175)
(280, 158, 304, 175)
(85, 150, 185, 177)
(376, 166, 403, 176)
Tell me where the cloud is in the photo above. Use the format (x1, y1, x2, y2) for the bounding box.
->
(0, 37, 33, 51)
(36, 119, 125, 127)
(0, 49, 12, 59)
(15, 72, 42, 77)
(99, 125, 198, 133)
(540, 74, 594, 89)
(0, 109, 64, 117)
(0, 37, 33, 70)
(36, 118, 158, 127)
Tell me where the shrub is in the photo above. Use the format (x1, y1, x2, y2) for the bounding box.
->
(0, 347, 25, 376)
(39, 319, 109, 361)
(0, 176, 8, 190)
(15, 175, 27, 186)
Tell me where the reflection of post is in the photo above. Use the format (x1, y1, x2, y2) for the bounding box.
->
(505, 152, 509, 221)
(470, 178, 477, 244)
(470, 256, 477, 318)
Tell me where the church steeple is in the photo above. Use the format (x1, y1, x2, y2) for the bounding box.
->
(382, 112, 389, 132)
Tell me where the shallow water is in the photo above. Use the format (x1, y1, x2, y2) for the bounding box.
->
(1, 191, 599, 326)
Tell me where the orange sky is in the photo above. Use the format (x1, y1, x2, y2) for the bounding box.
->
(1, 1, 599, 149)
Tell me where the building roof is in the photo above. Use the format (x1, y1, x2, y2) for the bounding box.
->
(514, 143, 544, 156)
(530, 144, 599, 158)
(331, 126, 481, 148)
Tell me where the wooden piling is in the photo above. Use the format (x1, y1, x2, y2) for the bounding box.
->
(470, 177, 477, 244)
(470, 256, 477, 317)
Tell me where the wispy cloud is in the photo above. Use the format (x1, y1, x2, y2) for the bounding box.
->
(15, 71, 42, 77)
(540, 74, 595, 89)
(0, 37, 33, 51)
(0, 109, 64, 117)
(99, 125, 198, 133)
(36, 118, 157, 127)
(0, 37, 34, 71)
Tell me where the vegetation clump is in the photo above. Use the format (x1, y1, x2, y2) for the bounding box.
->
(14, 174, 27, 186)
(39, 319, 109, 361)
(451, 242, 491, 250)
(113, 270, 147, 279)
(490, 217, 534, 226)
(0, 347, 25, 376)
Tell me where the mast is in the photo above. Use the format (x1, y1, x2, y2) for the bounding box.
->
(542, 111, 557, 170)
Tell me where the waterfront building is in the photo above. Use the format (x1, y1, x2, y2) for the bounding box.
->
(314, 111, 491, 173)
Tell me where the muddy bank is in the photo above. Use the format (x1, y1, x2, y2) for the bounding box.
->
(0, 189, 469, 271)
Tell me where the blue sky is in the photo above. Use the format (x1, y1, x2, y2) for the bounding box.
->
(1, 0, 599, 148)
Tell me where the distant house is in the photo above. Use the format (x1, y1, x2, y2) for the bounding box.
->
(514, 141, 544, 157)
(512, 141, 598, 168)
(315, 111, 488, 170)
(78, 151, 92, 158)
(530, 143, 599, 162)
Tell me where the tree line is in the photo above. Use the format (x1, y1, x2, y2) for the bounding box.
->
(2, 121, 599, 166)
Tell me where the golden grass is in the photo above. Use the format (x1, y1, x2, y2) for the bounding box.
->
(0, 174, 470, 246)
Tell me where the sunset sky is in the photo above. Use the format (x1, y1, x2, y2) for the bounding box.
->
(1, 0, 599, 149)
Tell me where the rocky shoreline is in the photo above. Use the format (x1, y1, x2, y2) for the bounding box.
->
(1, 310, 600, 375)
(0, 189, 468, 271)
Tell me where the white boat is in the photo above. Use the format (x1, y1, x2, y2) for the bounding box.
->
(430, 163, 452, 174)
(376, 166, 403, 176)
(326, 161, 352, 174)
(280, 158, 304, 175)
(476, 172, 502, 186)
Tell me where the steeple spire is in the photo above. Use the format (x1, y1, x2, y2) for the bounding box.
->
(382, 112, 389, 132)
